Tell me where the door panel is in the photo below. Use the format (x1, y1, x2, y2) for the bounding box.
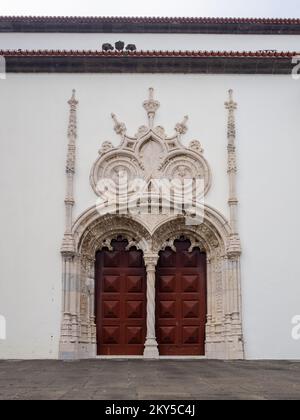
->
(95, 237, 147, 355)
(156, 238, 207, 356)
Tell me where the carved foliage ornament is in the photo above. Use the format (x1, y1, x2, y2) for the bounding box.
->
(90, 88, 212, 200)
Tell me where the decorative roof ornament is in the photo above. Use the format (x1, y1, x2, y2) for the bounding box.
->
(143, 87, 160, 128)
(115, 41, 125, 51)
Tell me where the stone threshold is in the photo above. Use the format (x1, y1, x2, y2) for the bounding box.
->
(96, 356, 207, 360)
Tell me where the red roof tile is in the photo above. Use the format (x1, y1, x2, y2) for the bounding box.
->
(0, 16, 299, 24)
(0, 49, 298, 58)
(1, 16, 300, 34)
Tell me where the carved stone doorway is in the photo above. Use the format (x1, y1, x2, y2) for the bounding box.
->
(60, 88, 244, 360)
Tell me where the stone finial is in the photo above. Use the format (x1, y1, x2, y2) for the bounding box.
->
(66, 89, 78, 172)
(111, 113, 127, 136)
(68, 89, 78, 107)
(225, 88, 239, 237)
(225, 89, 237, 143)
(175, 115, 189, 135)
(143, 87, 160, 128)
(67, 89, 78, 140)
(225, 89, 237, 111)
(99, 141, 113, 155)
(189, 140, 204, 154)
(61, 89, 78, 255)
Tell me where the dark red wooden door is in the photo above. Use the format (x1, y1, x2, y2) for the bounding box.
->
(95, 237, 147, 355)
(156, 238, 207, 356)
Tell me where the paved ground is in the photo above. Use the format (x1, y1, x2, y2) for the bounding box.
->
(0, 360, 299, 400)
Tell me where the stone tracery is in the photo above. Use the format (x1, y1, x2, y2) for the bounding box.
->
(90, 88, 211, 200)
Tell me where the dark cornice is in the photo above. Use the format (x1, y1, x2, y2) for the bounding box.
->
(0, 16, 300, 34)
(1, 50, 298, 74)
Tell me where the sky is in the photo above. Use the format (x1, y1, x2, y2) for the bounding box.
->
(0, 0, 299, 18)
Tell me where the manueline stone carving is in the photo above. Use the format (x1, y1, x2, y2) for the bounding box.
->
(90, 88, 212, 198)
(60, 88, 244, 361)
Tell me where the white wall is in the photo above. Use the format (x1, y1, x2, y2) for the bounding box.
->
(0, 72, 300, 359)
(0, 32, 299, 52)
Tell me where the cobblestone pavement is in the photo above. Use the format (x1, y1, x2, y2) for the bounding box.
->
(0, 360, 299, 400)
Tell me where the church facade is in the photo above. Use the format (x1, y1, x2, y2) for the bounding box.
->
(0, 17, 300, 360)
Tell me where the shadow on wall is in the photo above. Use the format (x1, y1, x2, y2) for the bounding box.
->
(0, 315, 6, 340)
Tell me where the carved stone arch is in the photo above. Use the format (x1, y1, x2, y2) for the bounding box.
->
(71, 206, 151, 255)
(136, 129, 168, 155)
(152, 214, 227, 257)
(76, 212, 152, 256)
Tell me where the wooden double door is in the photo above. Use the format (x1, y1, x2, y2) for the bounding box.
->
(95, 237, 207, 356)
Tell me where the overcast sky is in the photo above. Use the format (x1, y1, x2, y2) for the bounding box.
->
(0, 0, 299, 18)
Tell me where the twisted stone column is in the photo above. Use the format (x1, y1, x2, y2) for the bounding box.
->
(143, 253, 159, 359)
